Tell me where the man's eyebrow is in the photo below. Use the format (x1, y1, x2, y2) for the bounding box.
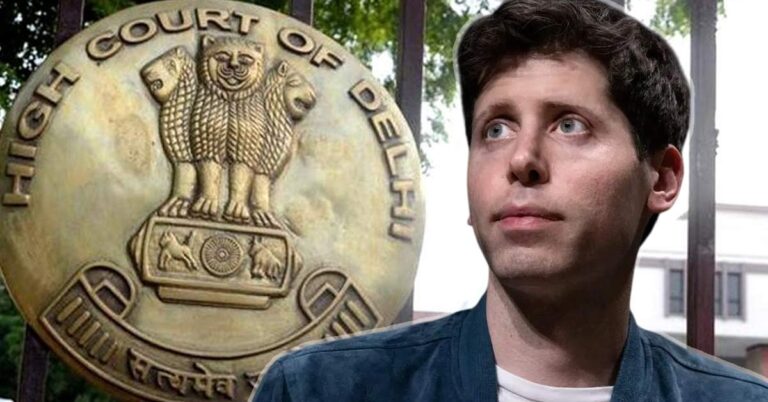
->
(541, 100, 603, 122)
(473, 101, 520, 132)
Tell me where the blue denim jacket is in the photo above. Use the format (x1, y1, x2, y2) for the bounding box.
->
(252, 295, 768, 401)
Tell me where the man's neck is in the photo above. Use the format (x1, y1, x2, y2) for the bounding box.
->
(486, 270, 632, 388)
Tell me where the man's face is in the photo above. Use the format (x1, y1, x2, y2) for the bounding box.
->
(468, 52, 654, 290)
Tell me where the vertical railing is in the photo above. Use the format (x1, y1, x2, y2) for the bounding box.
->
(392, 0, 426, 323)
(54, 0, 85, 46)
(290, 0, 313, 25)
(610, 0, 717, 354)
(18, 1, 84, 399)
(613, 0, 718, 355)
(16, 329, 49, 402)
(395, 0, 425, 146)
(687, 0, 717, 355)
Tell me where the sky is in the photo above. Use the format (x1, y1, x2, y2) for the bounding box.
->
(413, 0, 768, 313)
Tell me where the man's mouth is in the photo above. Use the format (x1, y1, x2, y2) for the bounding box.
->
(492, 205, 563, 222)
(493, 205, 563, 230)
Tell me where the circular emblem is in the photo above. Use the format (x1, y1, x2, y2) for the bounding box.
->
(201, 235, 243, 277)
(0, 1, 424, 401)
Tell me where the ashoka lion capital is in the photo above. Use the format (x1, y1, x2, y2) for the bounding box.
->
(130, 34, 316, 309)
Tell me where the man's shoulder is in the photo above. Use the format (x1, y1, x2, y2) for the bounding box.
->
(640, 328, 768, 399)
(282, 310, 462, 362)
(252, 310, 467, 401)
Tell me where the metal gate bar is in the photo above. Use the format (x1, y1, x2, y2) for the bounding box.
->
(55, 0, 85, 46)
(613, 0, 717, 354)
(290, 0, 314, 26)
(392, 0, 426, 324)
(687, 0, 717, 355)
(395, 0, 425, 146)
(17, 1, 84, 401)
(17, 328, 49, 402)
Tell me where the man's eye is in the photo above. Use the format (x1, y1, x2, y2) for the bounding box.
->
(557, 118, 587, 135)
(484, 122, 511, 140)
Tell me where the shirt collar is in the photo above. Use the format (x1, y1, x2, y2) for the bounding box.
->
(609, 314, 650, 401)
(454, 293, 497, 402)
(453, 294, 648, 402)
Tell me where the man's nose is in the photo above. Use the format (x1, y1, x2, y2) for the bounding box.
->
(507, 130, 548, 186)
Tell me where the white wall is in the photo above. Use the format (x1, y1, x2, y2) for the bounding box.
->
(630, 266, 686, 334)
(632, 204, 768, 361)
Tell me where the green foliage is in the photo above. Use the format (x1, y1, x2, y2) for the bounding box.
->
(0, 281, 24, 398)
(0, 63, 20, 115)
(310, 0, 489, 166)
(87, 0, 135, 18)
(649, 0, 726, 37)
(0, 281, 116, 401)
(44, 358, 115, 402)
(0, 0, 57, 111)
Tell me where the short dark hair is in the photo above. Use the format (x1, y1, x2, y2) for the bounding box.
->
(456, 0, 690, 241)
(457, 0, 689, 155)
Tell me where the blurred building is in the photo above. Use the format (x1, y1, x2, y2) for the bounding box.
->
(632, 203, 768, 374)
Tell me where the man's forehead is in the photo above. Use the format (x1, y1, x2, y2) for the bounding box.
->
(474, 51, 612, 118)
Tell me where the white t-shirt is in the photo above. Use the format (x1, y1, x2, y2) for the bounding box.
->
(497, 366, 613, 402)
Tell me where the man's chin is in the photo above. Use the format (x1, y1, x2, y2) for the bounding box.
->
(488, 250, 575, 287)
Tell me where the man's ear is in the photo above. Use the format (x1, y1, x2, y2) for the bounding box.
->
(647, 145, 684, 214)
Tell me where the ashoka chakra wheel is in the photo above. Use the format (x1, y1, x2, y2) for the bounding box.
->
(200, 235, 243, 277)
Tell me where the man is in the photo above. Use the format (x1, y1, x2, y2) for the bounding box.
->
(252, 1, 768, 401)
